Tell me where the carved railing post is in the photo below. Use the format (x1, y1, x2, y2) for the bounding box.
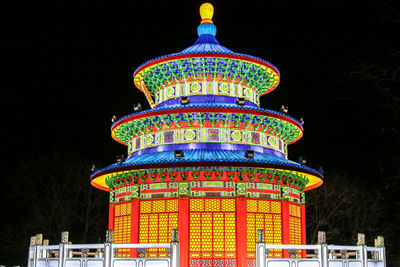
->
(28, 236, 37, 267)
(256, 229, 266, 267)
(356, 233, 368, 267)
(104, 230, 114, 267)
(42, 239, 49, 258)
(58, 231, 68, 267)
(170, 229, 179, 267)
(317, 231, 328, 267)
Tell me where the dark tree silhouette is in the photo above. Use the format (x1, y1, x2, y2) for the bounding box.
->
(0, 149, 108, 266)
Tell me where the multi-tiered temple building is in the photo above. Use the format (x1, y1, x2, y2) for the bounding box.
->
(90, 3, 323, 267)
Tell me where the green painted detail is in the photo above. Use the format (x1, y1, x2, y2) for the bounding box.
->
(131, 185, 140, 198)
(220, 83, 229, 93)
(146, 134, 154, 144)
(114, 112, 301, 145)
(137, 57, 279, 96)
(281, 186, 290, 199)
(258, 183, 272, 190)
(150, 183, 167, 189)
(178, 182, 190, 196)
(236, 182, 246, 195)
(109, 192, 115, 203)
(231, 130, 242, 141)
(104, 167, 310, 192)
(204, 181, 222, 187)
(184, 129, 196, 140)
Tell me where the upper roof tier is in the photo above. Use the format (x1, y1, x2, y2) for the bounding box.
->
(133, 3, 280, 108)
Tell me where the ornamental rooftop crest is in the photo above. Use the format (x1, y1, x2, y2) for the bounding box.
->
(90, 3, 323, 266)
(132, 2, 280, 109)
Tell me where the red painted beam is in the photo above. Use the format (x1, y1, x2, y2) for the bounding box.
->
(281, 200, 290, 258)
(178, 196, 189, 267)
(236, 197, 247, 267)
(301, 204, 307, 258)
(130, 198, 140, 257)
(108, 203, 115, 230)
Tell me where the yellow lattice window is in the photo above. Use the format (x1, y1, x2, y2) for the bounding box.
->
(205, 198, 220, 212)
(189, 198, 236, 261)
(139, 199, 178, 258)
(247, 199, 282, 259)
(247, 199, 257, 212)
(221, 198, 235, 212)
(289, 204, 302, 257)
(114, 202, 132, 257)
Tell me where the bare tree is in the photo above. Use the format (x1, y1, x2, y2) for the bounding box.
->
(0, 149, 108, 266)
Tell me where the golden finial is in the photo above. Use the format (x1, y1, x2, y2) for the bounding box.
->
(200, 3, 214, 24)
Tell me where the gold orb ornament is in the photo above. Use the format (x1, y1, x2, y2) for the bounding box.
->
(200, 3, 214, 24)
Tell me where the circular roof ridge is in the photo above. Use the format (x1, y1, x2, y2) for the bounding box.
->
(90, 149, 323, 181)
(111, 103, 303, 132)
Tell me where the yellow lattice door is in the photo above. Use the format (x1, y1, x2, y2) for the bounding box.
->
(189, 198, 236, 267)
(114, 202, 132, 257)
(289, 204, 302, 257)
(139, 199, 178, 257)
(246, 199, 282, 265)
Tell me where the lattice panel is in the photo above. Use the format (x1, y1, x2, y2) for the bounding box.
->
(114, 202, 132, 257)
(189, 198, 236, 266)
(289, 204, 302, 257)
(247, 199, 282, 260)
(139, 199, 178, 258)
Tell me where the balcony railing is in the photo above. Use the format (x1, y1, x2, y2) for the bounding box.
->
(27, 230, 179, 267)
(27, 230, 386, 267)
(255, 230, 386, 267)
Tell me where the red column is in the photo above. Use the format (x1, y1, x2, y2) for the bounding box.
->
(178, 196, 189, 267)
(108, 203, 115, 230)
(130, 198, 140, 257)
(300, 204, 307, 258)
(281, 200, 290, 258)
(236, 197, 247, 267)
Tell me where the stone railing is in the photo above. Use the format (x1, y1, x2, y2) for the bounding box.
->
(256, 230, 386, 267)
(27, 230, 179, 267)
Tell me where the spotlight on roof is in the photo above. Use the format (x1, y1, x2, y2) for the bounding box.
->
(91, 164, 98, 172)
(280, 105, 289, 114)
(236, 97, 245, 106)
(180, 96, 190, 105)
(300, 117, 305, 125)
(298, 156, 306, 165)
(133, 103, 142, 111)
(318, 167, 324, 174)
(174, 150, 184, 158)
(245, 150, 254, 159)
(111, 115, 117, 123)
(116, 155, 125, 163)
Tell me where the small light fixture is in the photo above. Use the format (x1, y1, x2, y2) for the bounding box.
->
(116, 155, 126, 163)
(298, 156, 306, 165)
(133, 103, 142, 111)
(174, 150, 184, 158)
(111, 115, 117, 122)
(280, 105, 289, 113)
(91, 164, 98, 172)
(318, 167, 324, 174)
(245, 150, 254, 158)
(236, 97, 245, 105)
(180, 96, 190, 105)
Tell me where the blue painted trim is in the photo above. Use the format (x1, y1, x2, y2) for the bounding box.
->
(155, 95, 258, 108)
(128, 143, 287, 159)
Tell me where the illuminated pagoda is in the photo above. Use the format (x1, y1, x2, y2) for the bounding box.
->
(90, 3, 323, 267)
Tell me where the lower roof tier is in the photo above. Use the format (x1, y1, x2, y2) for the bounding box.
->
(90, 149, 323, 192)
(111, 104, 303, 146)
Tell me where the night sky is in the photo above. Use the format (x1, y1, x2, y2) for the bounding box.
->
(1, 0, 399, 264)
